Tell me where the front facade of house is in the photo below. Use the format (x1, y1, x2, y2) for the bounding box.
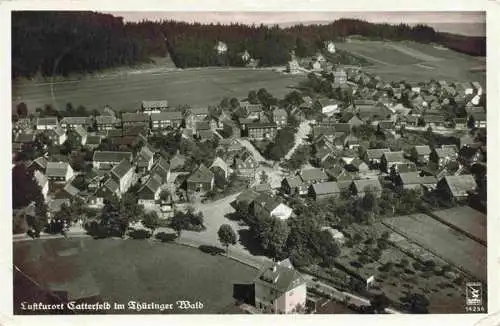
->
(254, 260, 307, 314)
(110, 160, 135, 194)
(44, 127, 67, 146)
(308, 182, 341, 201)
(96, 116, 119, 131)
(430, 146, 458, 167)
(187, 164, 214, 192)
(273, 108, 288, 128)
(36, 117, 59, 130)
(151, 111, 183, 130)
(45, 162, 74, 183)
(137, 176, 162, 207)
(92, 151, 133, 170)
(60, 117, 91, 129)
(122, 113, 150, 128)
(141, 100, 168, 114)
(246, 123, 278, 140)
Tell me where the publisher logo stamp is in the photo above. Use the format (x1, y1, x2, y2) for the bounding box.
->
(466, 282, 483, 306)
(465, 282, 485, 313)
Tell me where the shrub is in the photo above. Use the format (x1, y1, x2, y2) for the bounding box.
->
(155, 232, 177, 242)
(198, 245, 225, 256)
(129, 229, 152, 239)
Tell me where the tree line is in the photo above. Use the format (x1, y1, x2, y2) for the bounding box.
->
(12, 12, 485, 79)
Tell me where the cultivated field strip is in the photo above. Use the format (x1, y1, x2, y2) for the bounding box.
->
(382, 213, 486, 282)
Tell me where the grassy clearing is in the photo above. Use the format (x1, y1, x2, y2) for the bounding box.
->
(12, 68, 306, 113)
(14, 238, 256, 314)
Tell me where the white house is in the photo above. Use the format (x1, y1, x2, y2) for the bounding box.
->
(36, 117, 59, 130)
(254, 259, 307, 314)
(45, 162, 74, 183)
(325, 41, 336, 53)
(270, 203, 293, 220)
(215, 41, 228, 54)
(34, 170, 49, 202)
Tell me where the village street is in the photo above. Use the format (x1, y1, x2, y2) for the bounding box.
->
(284, 121, 312, 160)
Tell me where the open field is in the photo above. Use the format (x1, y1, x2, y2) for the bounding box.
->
(429, 206, 486, 245)
(383, 213, 486, 282)
(12, 68, 305, 113)
(14, 238, 256, 314)
(336, 40, 485, 83)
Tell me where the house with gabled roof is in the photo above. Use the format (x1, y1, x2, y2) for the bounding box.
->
(281, 176, 303, 196)
(141, 100, 168, 114)
(467, 112, 486, 129)
(343, 135, 360, 150)
(151, 111, 183, 130)
(272, 107, 288, 127)
(253, 259, 307, 314)
(363, 148, 391, 166)
(136, 144, 155, 172)
(298, 168, 328, 185)
(109, 159, 135, 195)
(45, 162, 74, 183)
(351, 179, 383, 197)
(60, 116, 91, 129)
(85, 135, 102, 149)
(150, 157, 170, 183)
(187, 164, 214, 193)
(410, 145, 432, 164)
(430, 145, 458, 167)
(73, 125, 88, 145)
(92, 151, 132, 170)
(95, 115, 119, 131)
(121, 113, 150, 128)
(44, 126, 67, 146)
(28, 156, 48, 173)
(437, 174, 477, 202)
(185, 107, 209, 130)
(308, 181, 341, 201)
(381, 151, 406, 173)
(36, 117, 59, 130)
(252, 193, 293, 220)
(210, 157, 230, 180)
(137, 175, 162, 207)
(233, 149, 257, 177)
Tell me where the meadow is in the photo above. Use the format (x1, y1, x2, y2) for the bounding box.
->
(12, 68, 306, 113)
(336, 40, 486, 83)
(14, 238, 257, 314)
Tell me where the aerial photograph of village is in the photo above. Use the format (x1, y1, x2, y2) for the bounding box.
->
(11, 11, 487, 315)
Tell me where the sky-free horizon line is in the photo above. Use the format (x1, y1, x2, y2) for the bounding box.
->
(106, 11, 485, 25)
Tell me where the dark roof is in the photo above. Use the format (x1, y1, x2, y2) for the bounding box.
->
(110, 159, 133, 179)
(36, 117, 58, 126)
(138, 176, 161, 195)
(470, 112, 486, 121)
(332, 123, 350, 133)
(423, 115, 446, 123)
(95, 115, 117, 124)
(378, 120, 394, 129)
(187, 164, 214, 183)
(86, 135, 102, 145)
(121, 112, 149, 123)
(383, 151, 405, 163)
(311, 181, 341, 195)
(284, 176, 302, 188)
(365, 148, 391, 160)
(253, 193, 281, 212)
(414, 145, 431, 156)
(196, 121, 211, 130)
(74, 125, 88, 138)
(30, 156, 48, 169)
(235, 189, 260, 206)
(150, 111, 183, 121)
(442, 175, 477, 197)
(45, 162, 70, 178)
(246, 122, 277, 129)
(103, 178, 119, 193)
(93, 151, 132, 163)
(245, 104, 263, 113)
(255, 262, 306, 295)
(15, 132, 35, 143)
(60, 117, 91, 125)
(300, 168, 328, 182)
(399, 172, 421, 185)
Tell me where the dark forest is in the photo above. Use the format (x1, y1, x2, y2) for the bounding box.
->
(12, 11, 486, 79)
